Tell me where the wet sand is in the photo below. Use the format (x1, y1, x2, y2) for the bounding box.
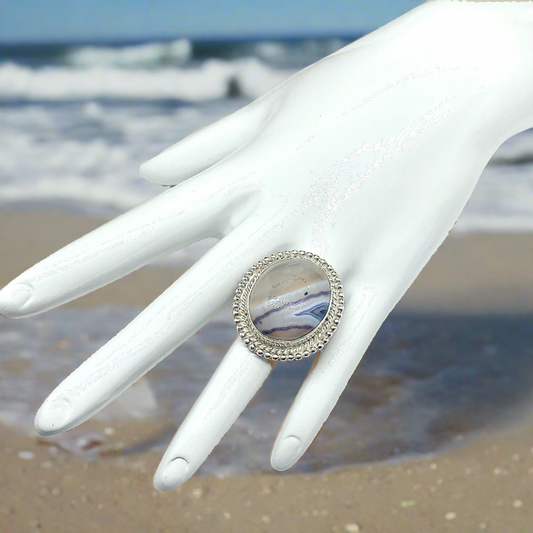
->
(0, 209, 532, 532)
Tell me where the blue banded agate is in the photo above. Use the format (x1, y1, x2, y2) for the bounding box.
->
(248, 258, 331, 341)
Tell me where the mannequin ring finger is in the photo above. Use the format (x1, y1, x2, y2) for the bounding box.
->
(233, 250, 344, 362)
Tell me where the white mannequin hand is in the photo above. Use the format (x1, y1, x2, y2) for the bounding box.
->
(1, 0, 532, 492)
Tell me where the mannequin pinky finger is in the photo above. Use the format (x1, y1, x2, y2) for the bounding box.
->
(153, 339, 273, 492)
(270, 282, 390, 472)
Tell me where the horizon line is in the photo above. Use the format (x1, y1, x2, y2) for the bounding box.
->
(0, 29, 370, 47)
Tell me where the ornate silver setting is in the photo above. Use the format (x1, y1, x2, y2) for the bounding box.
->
(233, 250, 344, 362)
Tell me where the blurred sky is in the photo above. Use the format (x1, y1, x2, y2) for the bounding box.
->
(0, 0, 426, 43)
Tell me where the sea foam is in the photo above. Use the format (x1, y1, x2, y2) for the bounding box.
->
(1, 100, 533, 234)
(65, 39, 193, 68)
(0, 59, 295, 101)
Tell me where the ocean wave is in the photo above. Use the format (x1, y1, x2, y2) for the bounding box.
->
(250, 37, 347, 67)
(65, 39, 193, 67)
(1, 101, 532, 233)
(0, 36, 352, 70)
(1, 307, 532, 472)
(488, 130, 533, 166)
(0, 59, 295, 101)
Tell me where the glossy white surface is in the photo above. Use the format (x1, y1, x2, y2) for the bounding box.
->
(1, 0, 533, 491)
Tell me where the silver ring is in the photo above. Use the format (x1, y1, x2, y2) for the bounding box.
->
(233, 250, 344, 362)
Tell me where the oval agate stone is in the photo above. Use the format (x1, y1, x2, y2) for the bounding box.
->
(248, 258, 331, 341)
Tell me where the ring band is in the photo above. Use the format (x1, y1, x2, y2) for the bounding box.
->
(233, 250, 344, 361)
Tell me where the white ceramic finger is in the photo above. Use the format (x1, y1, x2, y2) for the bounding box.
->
(153, 339, 272, 492)
(34, 221, 276, 437)
(140, 99, 272, 186)
(0, 165, 259, 319)
(270, 282, 391, 471)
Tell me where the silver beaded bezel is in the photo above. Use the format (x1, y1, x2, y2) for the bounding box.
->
(233, 250, 344, 362)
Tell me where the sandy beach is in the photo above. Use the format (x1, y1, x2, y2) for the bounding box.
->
(1, 417, 533, 533)
(1, 209, 532, 532)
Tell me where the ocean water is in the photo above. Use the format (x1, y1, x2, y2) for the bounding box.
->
(0, 37, 533, 230)
(1, 38, 533, 474)
(1, 306, 532, 474)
